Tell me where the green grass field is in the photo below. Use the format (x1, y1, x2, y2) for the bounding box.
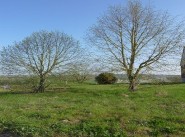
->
(0, 81, 185, 137)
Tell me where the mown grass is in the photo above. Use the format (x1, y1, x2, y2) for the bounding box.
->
(0, 80, 184, 136)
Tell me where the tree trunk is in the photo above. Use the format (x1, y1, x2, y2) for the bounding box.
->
(36, 75, 46, 93)
(128, 76, 137, 92)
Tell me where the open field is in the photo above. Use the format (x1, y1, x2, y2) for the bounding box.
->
(0, 81, 184, 136)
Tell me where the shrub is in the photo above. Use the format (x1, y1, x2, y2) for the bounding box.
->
(95, 73, 117, 84)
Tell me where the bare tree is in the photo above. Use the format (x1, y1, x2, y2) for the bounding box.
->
(87, 0, 185, 91)
(57, 53, 99, 83)
(67, 60, 95, 83)
(1, 31, 81, 92)
(67, 63, 90, 83)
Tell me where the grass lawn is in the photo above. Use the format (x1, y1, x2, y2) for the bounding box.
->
(0, 83, 184, 136)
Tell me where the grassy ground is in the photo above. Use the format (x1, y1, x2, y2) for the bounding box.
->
(0, 81, 184, 136)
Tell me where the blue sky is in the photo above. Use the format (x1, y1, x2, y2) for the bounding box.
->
(0, 0, 185, 48)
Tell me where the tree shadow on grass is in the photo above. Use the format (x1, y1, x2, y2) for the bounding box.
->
(0, 86, 71, 95)
(0, 91, 35, 96)
(140, 82, 185, 85)
(0, 130, 20, 137)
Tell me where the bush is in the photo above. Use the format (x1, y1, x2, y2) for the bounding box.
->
(95, 73, 117, 84)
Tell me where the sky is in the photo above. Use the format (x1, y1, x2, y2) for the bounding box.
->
(1, 0, 185, 48)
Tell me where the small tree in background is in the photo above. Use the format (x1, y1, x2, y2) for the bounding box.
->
(67, 63, 91, 83)
(95, 73, 117, 84)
